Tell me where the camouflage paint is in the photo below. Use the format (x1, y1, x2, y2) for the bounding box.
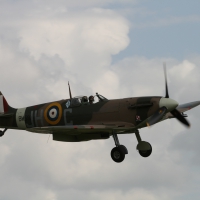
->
(0, 91, 164, 141)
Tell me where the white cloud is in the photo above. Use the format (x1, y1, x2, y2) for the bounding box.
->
(169, 60, 195, 79)
(0, 8, 128, 102)
(0, 7, 130, 104)
(94, 70, 119, 98)
(18, 9, 129, 73)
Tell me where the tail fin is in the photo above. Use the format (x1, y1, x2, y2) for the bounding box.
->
(0, 92, 11, 114)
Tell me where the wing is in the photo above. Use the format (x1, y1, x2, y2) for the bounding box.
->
(26, 123, 136, 142)
(165, 101, 200, 119)
(177, 101, 200, 112)
(27, 125, 115, 134)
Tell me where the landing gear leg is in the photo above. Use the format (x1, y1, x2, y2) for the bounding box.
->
(110, 131, 128, 163)
(135, 130, 152, 157)
(0, 128, 7, 137)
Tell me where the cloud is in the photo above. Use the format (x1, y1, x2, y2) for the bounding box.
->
(0, 7, 130, 105)
(1, 0, 136, 11)
(169, 60, 195, 79)
(18, 9, 129, 73)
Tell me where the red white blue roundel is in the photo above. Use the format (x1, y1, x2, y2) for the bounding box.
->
(47, 106, 58, 121)
(44, 103, 62, 125)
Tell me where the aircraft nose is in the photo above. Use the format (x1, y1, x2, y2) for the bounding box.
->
(159, 97, 178, 111)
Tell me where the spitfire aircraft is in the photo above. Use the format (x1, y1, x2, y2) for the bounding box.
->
(0, 66, 199, 163)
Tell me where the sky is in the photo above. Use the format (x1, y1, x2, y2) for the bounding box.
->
(0, 0, 200, 199)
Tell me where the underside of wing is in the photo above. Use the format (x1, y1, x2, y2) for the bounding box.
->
(26, 123, 136, 142)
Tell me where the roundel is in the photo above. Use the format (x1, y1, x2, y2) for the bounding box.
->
(44, 102, 62, 125)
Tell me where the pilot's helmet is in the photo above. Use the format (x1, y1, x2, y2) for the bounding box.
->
(82, 96, 88, 103)
(89, 95, 94, 102)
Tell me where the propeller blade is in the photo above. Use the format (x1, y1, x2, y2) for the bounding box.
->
(171, 109, 190, 127)
(164, 63, 169, 98)
(147, 106, 168, 127)
(162, 63, 191, 128)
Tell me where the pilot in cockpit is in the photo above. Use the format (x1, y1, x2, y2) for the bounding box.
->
(89, 95, 94, 104)
(81, 96, 88, 104)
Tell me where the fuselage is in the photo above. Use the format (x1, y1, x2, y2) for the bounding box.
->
(0, 96, 164, 130)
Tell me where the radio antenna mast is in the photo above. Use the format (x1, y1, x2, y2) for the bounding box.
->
(68, 81, 72, 100)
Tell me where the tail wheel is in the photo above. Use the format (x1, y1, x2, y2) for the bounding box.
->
(111, 147, 125, 163)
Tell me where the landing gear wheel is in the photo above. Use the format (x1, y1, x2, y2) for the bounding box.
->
(118, 145, 128, 154)
(138, 143, 152, 157)
(111, 147, 125, 163)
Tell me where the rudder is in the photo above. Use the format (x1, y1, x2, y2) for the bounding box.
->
(0, 92, 11, 114)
